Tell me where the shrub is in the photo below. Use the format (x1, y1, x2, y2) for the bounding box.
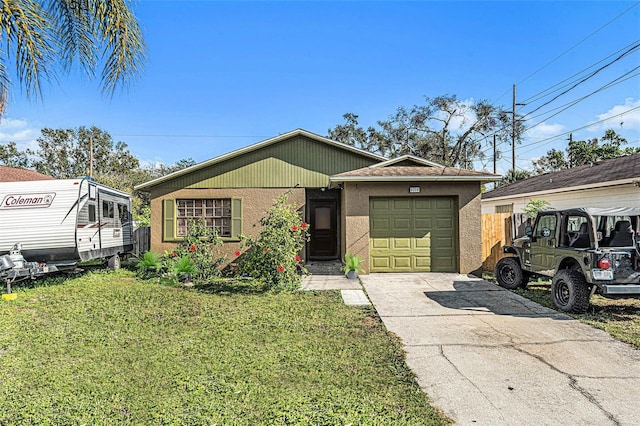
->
(168, 218, 226, 284)
(135, 251, 162, 278)
(236, 192, 310, 292)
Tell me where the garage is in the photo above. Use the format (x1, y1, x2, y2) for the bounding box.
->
(369, 196, 458, 272)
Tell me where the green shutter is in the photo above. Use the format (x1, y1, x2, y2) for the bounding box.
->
(231, 198, 242, 239)
(163, 199, 176, 241)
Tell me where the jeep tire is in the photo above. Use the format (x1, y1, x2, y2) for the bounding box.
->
(551, 269, 590, 313)
(495, 257, 527, 290)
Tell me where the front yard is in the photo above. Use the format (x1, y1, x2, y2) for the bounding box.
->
(0, 270, 448, 425)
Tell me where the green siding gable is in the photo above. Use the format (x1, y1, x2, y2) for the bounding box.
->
(160, 135, 380, 189)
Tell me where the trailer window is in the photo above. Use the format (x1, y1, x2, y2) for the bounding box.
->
(103, 201, 114, 219)
(89, 204, 96, 222)
(177, 199, 231, 237)
(118, 204, 129, 224)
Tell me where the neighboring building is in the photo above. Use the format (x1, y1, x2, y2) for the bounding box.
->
(482, 153, 640, 214)
(0, 166, 54, 182)
(135, 129, 499, 274)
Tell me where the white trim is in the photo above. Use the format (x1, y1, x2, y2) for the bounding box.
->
(331, 175, 500, 182)
(135, 129, 387, 190)
(369, 154, 445, 168)
(482, 178, 639, 202)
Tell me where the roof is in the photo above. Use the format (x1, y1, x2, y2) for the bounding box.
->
(331, 156, 500, 182)
(135, 129, 387, 190)
(0, 166, 54, 182)
(370, 154, 445, 168)
(483, 153, 640, 200)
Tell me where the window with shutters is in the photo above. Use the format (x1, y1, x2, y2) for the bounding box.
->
(176, 199, 231, 237)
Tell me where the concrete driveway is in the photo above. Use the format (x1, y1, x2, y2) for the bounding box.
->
(360, 273, 640, 425)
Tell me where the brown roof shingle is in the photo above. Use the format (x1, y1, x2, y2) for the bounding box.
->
(332, 165, 499, 180)
(482, 153, 640, 200)
(0, 166, 54, 182)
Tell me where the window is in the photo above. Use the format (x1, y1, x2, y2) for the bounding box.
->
(535, 214, 556, 239)
(176, 199, 231, 237)
(88, 204, 96, 222)
(118, 203, 129, 224)
(102, 201, 114, 219)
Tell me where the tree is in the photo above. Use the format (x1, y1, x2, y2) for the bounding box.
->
(0, 0, 146, 114)
(532, 130, 638, 174)
(500, 169, 531, 185)
(0, 141, 29, 168)
(523, 199, 550, 218)
(531, 148, 568, 174)
(28, 126, 139, 179)
(328, 95, 521, 168)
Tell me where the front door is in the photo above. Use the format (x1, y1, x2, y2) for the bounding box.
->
(309, 199, 337, 259)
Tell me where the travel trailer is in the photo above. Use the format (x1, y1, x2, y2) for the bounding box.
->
(0, 178, 133, 290)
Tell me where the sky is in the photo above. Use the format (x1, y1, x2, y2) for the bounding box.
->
(1, 0, 639, 176)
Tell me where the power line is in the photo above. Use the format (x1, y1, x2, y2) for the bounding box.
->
(522, 66, 640, 131)
(491, 2, 640, 104)
(520, 39, 640, 106)
(519, 105, 640, 155)
(521, 43, 640, 118)
(523, 70, 640, 123)
(516, 2, 640, 86)
(479, 103, 640, 158)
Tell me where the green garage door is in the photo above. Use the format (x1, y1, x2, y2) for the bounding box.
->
(369, 197, 457, 272)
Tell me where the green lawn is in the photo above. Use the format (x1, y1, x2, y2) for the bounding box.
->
(0, 270, 449, 425)
(512, 280, 640, 349)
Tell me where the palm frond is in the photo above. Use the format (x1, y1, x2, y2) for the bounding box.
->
(90, 0, 146, 95)
(0, 0, 55, 101)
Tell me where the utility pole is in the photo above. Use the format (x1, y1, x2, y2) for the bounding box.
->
(512, 84, 516, 174)
(493, 134, 497, 174)
(89, 136, 94, 178)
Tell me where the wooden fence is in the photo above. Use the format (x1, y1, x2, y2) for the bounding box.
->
(133, 226, 151, 257)
(481, 213, 512, 272)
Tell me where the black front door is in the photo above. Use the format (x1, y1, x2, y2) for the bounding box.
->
(309, 199, 337, 259)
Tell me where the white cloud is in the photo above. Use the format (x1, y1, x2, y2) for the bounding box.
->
(0, 117, 41, 151)
(588, 98, 640, 132)
(525, 121, 565, 139)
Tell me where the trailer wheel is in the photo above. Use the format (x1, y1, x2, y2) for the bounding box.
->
(108, 254, 121, 270)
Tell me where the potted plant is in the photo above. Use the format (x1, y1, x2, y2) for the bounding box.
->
(342, 253, 364, 279)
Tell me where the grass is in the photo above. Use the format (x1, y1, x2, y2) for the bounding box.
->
(0, 270, 449, 425)
(504, 278, 640, 349)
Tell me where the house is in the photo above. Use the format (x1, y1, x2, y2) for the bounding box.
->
(0, 166, 54, 182)
(481, 153, 640, 214)
(135, 129, 499, 274)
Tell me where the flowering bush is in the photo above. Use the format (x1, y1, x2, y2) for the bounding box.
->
(165, 218, 226, 284)
(236, 192, 310, 292)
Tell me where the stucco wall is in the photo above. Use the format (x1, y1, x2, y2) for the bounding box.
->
(342, 181, 482, 274)
(150, 187, 305, 260)
(481, 183, 640, 214)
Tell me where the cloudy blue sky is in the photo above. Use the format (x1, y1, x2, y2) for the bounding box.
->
(1, 0, 639, 175)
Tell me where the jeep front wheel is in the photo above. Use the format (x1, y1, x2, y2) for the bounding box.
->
(495, 257, 526, 290)
(551, 269, 590, 314)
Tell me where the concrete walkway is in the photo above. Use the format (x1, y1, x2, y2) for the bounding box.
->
(360, 273, 640, 425)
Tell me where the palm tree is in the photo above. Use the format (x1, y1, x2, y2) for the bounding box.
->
(0, 0, 146, 114)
